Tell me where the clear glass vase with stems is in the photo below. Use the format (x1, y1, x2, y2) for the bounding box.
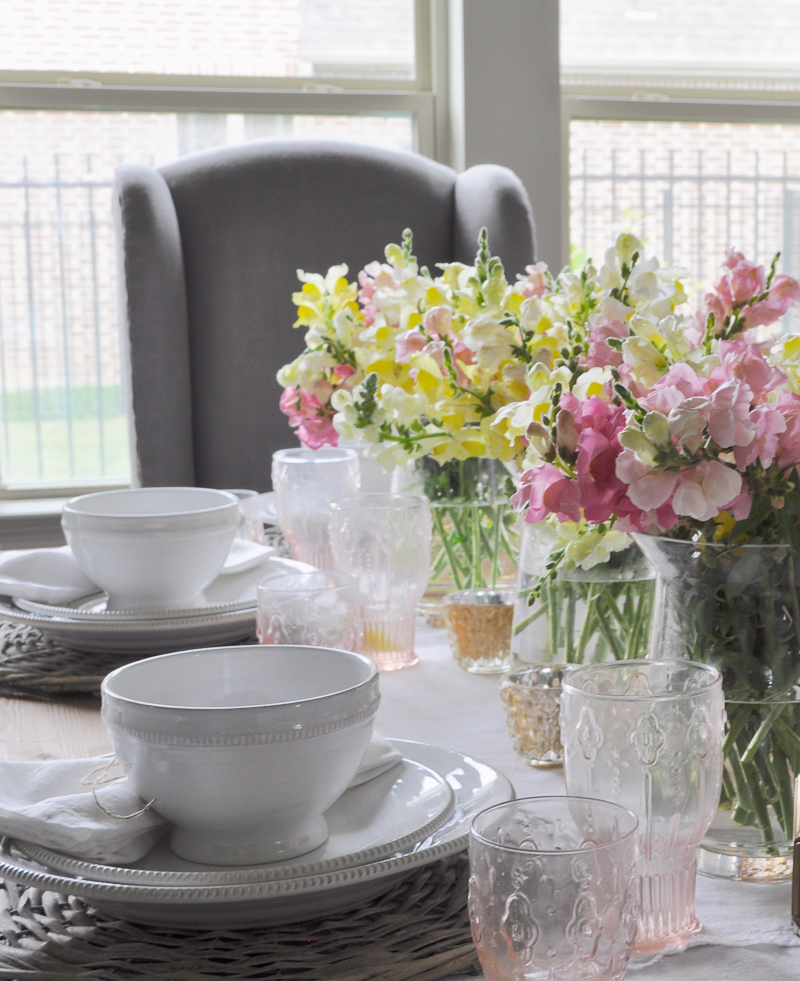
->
(511, 522, 656, 666)
(634, 533, 800, 882)
(394, 456, 520, 621)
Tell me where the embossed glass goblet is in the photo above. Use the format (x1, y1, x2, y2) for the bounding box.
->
(329, 493, 431, 671)
(256, 570, 363, 651)
(561, 660, 724, 957)
(271, 448, 360, 569)
(469, 796, 640, 981)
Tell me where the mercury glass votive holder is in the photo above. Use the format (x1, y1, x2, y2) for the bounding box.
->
(443, 589, 515, 674)
(499, 665, 574, 767)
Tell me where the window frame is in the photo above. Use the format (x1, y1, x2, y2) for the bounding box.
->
(0, 0, 438, 157)
(0, 0, 444, 505)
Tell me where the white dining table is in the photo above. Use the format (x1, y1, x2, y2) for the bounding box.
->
(377, 622, 800, 981)
(1, 619, 799, 980)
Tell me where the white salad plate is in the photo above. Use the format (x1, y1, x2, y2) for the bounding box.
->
(0, 556, 314, 655)
(17, 758, 455, 886)
(260, 491, 278, 526)
(0, 739, 514, 928)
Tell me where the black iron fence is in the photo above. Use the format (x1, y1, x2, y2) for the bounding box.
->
(0, 155, 128, 485)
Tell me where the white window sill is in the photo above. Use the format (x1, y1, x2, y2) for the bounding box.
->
(0, 499, 68, 549)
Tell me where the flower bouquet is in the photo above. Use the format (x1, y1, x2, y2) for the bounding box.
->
(277, 230, 527, 600)
(500, 234, 800, 875)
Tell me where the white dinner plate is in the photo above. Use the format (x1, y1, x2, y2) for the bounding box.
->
(12, 555, 312, 622)
(0, 739, 514, 928)
(0, 599, 257, 655)
(17, 758, 455, 886)
(0, 557, 315, 655)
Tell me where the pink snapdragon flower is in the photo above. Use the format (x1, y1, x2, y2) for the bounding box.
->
(641, 363, 708, 417)
(616, 449, 742, 523)
(719, 250, 766, 307)
(395, 328, 428, 363)
(586, 319, 627, 368)
(706, 377, 755, 448)
(279, 386, 338, 449)
(573, 398, 632, 524)
(511, 463, 582, 523)
(733, 403, 787, 470)
(514, 396, 647, 528)
(423, 305, 453, 337)
(517, 262, 550, 299)
(712, 340, 784, 394)
(742, 273, 800, 329)
(358, 261, 398, 326)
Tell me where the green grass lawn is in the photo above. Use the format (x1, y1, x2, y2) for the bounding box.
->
(0, 386, 132, 485)
(0, 414, 131, 484)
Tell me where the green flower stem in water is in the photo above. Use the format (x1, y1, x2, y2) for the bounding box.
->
(513, 575, 655, 665)
(411, 458, 520, 604)
(636, 535, 800, 852)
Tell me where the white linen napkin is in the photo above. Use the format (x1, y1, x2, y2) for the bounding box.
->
(0, 540, 276, 606)
(0, 546, 97, 605)
(0, 735, 404, 865)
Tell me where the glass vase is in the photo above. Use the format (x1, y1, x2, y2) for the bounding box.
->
(395, 457, 519, 621)
(634, 534, 800, 883)
(512, 522, 656, 666)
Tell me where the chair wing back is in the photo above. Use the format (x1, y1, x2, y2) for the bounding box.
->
(115, 140, 535, 491)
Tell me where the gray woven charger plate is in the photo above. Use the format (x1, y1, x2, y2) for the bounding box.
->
(0, 621, 260, 701)
(0, 527, 292, 699)
(0, 854, 479, 981)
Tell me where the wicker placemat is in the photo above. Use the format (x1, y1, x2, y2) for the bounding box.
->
(0, 855, 479, 981)
(0, 622, 262, 701)
(0, 530, 289, 702)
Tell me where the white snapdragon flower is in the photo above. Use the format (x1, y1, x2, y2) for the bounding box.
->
(378, 385, 427, 427)
(620, 335, 670, 389)
(553, 520, 632, 571)
(573, 365, 614, 401)
(591, 294, 632, 326)
(626, 256, 660, 303)
(461, 315, 514, 374)
(657, 314, 693, 361)
(291, 349, 335, 389)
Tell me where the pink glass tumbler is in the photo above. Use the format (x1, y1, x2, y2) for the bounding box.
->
(469, 796, 640, 981)
(561, 660, 724, 957)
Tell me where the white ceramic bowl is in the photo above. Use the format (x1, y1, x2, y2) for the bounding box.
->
(101, 645, 380, 865)
(62, 487, 240, 611)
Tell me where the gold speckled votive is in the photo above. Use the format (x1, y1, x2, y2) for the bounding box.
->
(443, 589, 515, 674)
(499, 665, 575, 767)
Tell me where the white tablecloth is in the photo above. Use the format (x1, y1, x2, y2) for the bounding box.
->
(377, 622, 800, 981)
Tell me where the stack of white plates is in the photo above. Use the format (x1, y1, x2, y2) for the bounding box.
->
(0, 739, 514, 928)
(0, 552, 312, 655)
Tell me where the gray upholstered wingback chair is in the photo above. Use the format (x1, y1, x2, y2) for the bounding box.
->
(114, 139, 536, 492)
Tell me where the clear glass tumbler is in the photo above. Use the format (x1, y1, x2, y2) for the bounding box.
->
(271, 448, 360, 568)
(561, 660, 725, 957)
(256, 570, 363, 651)
(224, 488, 266, 544)
(469, 796, 640, 981)
(329, 493, 432, 671)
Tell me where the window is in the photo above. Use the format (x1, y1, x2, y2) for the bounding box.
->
(562, 0, 800, 322)
(0, 0, 430, 494)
